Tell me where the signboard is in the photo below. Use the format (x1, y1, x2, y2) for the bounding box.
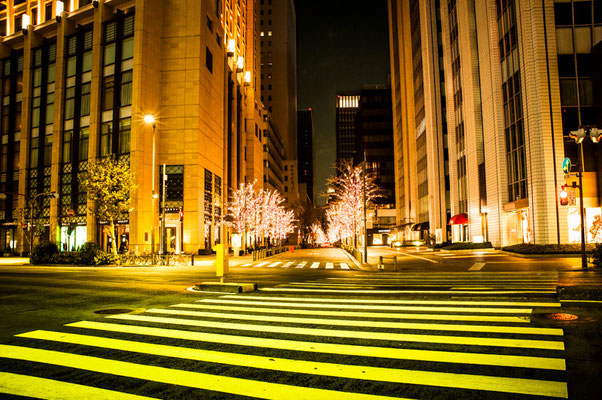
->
(562, 157, 571, 174)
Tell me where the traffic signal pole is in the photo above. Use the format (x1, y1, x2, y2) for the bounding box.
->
(578, 143, 587, 270)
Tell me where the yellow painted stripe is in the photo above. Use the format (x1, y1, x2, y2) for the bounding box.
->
(310, 262, 320, 269)
(340, 263, 350, 269)
(0, 345, 403, 400)
(260, 288, 556, 294)
(145, 308, 563, 336)
(287, 282, 556, 287)
(67, 321, 565, 370)
(326, 262, 334, 269)
(17, 330, 567, 397)
(201, 299, 536, 314)
(254, 261, 269, 267)
(171, 303, 530, 323)
(217, 295, 561, 307)
(268, 262, 282, 267)
(109, 314, 565, 350)
(0, 371, 156, 400)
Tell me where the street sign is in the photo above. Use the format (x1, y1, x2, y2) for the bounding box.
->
(562, 157, 571, 174)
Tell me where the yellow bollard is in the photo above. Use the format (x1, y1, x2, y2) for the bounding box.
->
(213, 243, 229, 282)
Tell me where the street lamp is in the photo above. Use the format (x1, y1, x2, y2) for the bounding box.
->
(144, 114, 157, 260)
(569, 126, 600, 269)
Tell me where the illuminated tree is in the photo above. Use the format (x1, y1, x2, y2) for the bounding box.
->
(78, 156, 135, 255)
(228, 182, 258, 253)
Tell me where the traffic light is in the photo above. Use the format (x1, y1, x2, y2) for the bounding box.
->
(179, 209, 184, 221)
(559, 186, 569, 206)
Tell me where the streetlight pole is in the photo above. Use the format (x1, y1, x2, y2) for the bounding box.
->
(160, 163, 167, 255)
(362, 151, 368, 263)
(569, 126, 600, 270)
(144, 115, 156, 261)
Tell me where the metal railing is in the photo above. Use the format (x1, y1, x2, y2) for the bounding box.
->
(378, 255, 398, 271)
(119, 253, 192, 266)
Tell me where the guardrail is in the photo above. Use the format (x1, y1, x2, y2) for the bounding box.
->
(252, 245, 299, 261)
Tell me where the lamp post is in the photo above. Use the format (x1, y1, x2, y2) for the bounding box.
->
(569, 126, 600, 270)
(144, 114, 156, 260)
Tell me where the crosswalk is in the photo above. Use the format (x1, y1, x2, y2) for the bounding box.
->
(0, 271, 568, 399)
(240, 260, 352, 270)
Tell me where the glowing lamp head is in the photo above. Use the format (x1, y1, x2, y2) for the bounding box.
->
(236, 57, 244, 71)
(143, 114, 155, 125)
(56, 1, 64, 17)
(569, 128, 586, 144)
(244, 71, 251, 85)
(590, 128, 600, 143)
(21, 14, 31, 31)
(227, 39, 236, 55)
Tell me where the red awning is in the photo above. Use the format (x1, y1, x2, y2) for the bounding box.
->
(448, 213, 468, 225)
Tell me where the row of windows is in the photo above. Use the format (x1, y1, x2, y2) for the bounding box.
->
(554, 1, 602, 26)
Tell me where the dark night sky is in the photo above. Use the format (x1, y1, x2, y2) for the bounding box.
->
(296, 0, 390, 205)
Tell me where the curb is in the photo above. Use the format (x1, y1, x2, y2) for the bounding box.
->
(500, 251, 584, 258)
(194, 282, 257, 293)
(557, 285, 602, 301)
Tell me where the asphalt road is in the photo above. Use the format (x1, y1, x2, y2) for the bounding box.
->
(0, 247, 600, 399)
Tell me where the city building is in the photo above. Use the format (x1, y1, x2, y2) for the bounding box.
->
(296, 108, 314, 204)
(259, 0, 297, 160)
(0, 0, 263, 255)
(354, 85, 396, 245)
(335, 93, 359, 166)
(262, 110, 285, 193)
(388, 0, 602, 247)
(387, 0, 450, 244)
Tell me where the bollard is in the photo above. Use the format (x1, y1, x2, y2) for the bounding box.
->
(378, 256, 384, 271)
(191, 254, 195, 266)
(393, 256, 397, 271)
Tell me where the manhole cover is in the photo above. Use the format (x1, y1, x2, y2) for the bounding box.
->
(538, 313, 579, 321)
(94, 308, 135, 315)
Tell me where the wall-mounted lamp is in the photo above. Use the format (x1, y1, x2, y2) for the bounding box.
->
(244, 71, 251, 86)
(55, 1, 64, 22)
(21, 14, 30, 34)
(227, 39, 236, 57)
(92, 0, 100, 8)
(236, 56, 244, 72)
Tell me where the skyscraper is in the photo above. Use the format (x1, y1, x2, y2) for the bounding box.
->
(335, 93, 360, 166)
(259, 0, 297, 160)
(297, 108, 314, 204)
(388, 0, 602, 247)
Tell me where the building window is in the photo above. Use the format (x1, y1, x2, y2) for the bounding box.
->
(206, 47, 213, 73)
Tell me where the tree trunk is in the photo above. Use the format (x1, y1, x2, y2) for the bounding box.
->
(109, 220, 117, 255)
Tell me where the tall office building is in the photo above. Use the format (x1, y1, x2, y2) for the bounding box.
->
(388, 0, 450, 242)
(335, 93, 360, 166)
(297, 108, 314, 204)
(259, 0, 297, 160)
(263, 111, 285, 193)
(0, 0, 263, 254)
(389, 0, 602, 247)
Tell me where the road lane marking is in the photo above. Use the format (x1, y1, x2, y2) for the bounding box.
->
(268, 262, 282, 267)
(325, 262, 334, 269)
(17, 331, 567, 397)
(310, 262, 320, 269)
(259, 288, 557, 294)
(201, 299, 535, 313)
(109, 314, 565, 350)
(254, 261, 269, 267)
(340, 263, 350, 269)
(171, 303, 529, 323)
(241, 263, 252, 266)
(145, 308, 563, 336)
(0, 344, 402, 400)
(469, 263, 486, 271)
(282, 262, 294, 268)
(395, 250, 439, 263)
(217, 295, 561, 307)
(67, 321, 564, 370)
(295, 262, 307, 268)
(0, 371, 156, 400)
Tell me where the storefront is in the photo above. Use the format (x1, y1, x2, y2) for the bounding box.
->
(368, 228, 392, 246)
(567, 207, 602, 244)
(59, 224, 87, 252)
(0, 224, 17, 254)
(449, 213, 468, 242)
(506, 208, 531, 245)
(98, 220, 129, 253)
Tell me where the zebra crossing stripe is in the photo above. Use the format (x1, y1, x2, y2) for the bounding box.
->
(310, 262, 320, 269)
(109, 314, 565, 350)
(145, 308, 563, 336)
(217, 295, 561, 307)
(241, 263, 252, 266)
(16, 331, 567, 397)
(0, 371, 156, 400)
(268, 262, 282, 267)
(201, 299, 535, 314)
(170, 303, 530, 323)
(326, 262, 334, 269)
(67, 321, 565, 370)
(259, 288, 557, 294)
(340, 263, 350, 269)
(254, 262, 269, 267)
(282, 262, 294, 268)
(295, 262, 307, 268)
(0, 344, 405, 400)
